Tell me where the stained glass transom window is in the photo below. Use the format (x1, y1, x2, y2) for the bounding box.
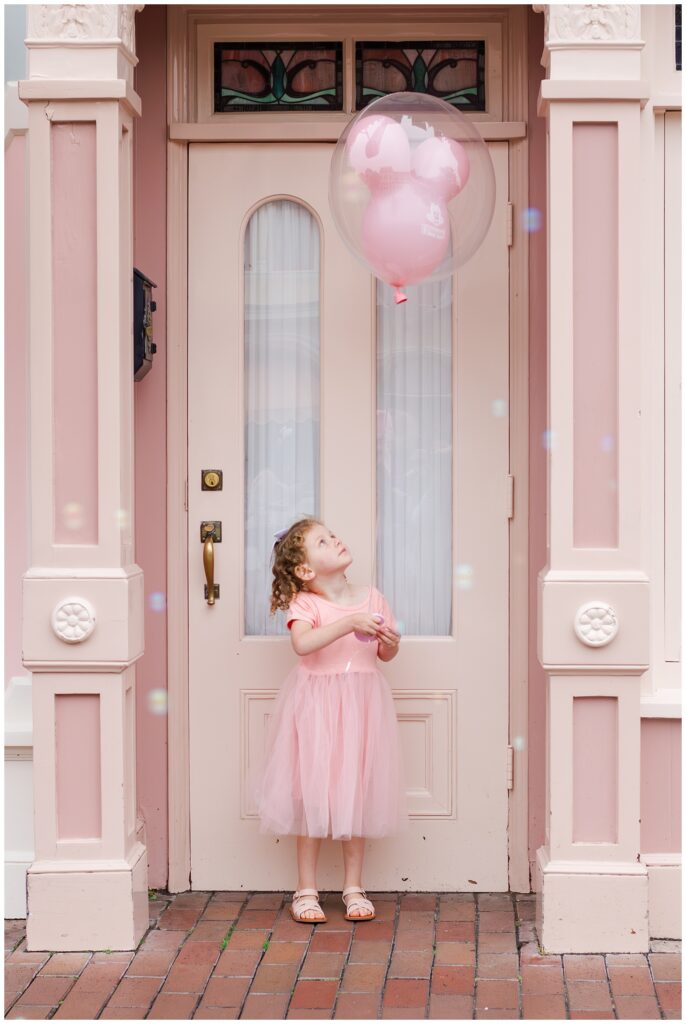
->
(355, 40, 485, 111)
(214, 42, 343, 112)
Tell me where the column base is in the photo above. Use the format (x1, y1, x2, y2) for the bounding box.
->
(26, 843, 148, 951)
(643, 855, 682, 940)
(534, 846, 649, 953)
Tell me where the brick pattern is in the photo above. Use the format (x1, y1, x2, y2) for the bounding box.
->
(4, 893, 681, 1019)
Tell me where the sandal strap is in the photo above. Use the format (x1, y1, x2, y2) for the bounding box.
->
(293, 890, 324, 913)
(344, 899, 374, 915)
(342, 887, 374, 913)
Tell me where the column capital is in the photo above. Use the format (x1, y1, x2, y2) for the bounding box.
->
(27, 4, 144, 54)
(532, 4, 644, 79)
(532, 4, 641, 45)
(24, 4, 145, 88)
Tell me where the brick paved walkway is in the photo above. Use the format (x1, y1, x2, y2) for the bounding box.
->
(5, 891, 682, 1019)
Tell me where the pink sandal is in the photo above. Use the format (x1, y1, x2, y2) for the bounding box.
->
(290, 888, 327, 924)
(342, 886, 375, 921)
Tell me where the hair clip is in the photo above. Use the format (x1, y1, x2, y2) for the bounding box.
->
(273, 527, 289, 543)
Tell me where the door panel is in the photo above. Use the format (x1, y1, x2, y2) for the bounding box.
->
(188, 142, 509, 890)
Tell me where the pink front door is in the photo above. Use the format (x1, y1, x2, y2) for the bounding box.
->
(187, 142, 510, 891)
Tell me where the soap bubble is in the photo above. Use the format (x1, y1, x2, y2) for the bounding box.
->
(148, 591, 167, 613)
(147, 688, 168, 715)
(521, 207, 542, 233)
(454, 563, 474, 591)
(330, 92, 496, 298)
(61, 501, 84, 530)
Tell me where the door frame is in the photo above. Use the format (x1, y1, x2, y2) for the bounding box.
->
(165, 3, 532, 893)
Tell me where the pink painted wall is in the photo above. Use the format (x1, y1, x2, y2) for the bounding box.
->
(527, 7, 549, 883)
(5, 5, 679, 894)
(5, 132, 29, 687)
(641, 718, 681, 853)
(132, 3, 169, 888)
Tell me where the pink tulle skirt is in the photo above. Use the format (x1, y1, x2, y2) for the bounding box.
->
(251, 665, 410, 840)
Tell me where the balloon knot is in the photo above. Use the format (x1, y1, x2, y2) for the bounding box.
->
(394, 289, 408, 304)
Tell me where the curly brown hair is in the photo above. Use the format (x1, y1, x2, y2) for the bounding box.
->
(269, 516, 324, 614)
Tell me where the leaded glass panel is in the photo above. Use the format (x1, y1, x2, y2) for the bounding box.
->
(214, 42, 343, 111)
(356, 40, 485, 111)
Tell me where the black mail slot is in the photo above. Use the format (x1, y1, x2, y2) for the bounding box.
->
(133, 268, 157, 381)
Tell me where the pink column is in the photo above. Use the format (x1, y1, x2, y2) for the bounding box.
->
(533, 3, 650, 953)
(19, 4, 147, 951)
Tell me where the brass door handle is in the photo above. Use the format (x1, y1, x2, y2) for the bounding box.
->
(201, 521, 221, 604)
(203, 534, 215, 605)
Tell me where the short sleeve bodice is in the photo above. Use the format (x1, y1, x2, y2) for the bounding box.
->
(285, 586, 396, 674)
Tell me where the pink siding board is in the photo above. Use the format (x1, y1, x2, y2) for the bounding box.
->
(527, 7, 549, 882)
(133, 3, 169, 887)
(641, 718, 681, 853)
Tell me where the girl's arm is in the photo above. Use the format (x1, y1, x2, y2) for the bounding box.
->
(377, 640, 400, 662)
(289, 612, 382, 656)
(375, 595, 401, 662)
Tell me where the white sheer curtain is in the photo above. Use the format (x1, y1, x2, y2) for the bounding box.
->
(376, 279, 453, 635)
(244, 200, 320, 635)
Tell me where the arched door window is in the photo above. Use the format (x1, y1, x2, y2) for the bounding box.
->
(244, 200, 321, 635)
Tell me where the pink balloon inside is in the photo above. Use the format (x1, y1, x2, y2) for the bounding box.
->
(345, 115, 411, 190)
(354, 613, 385, 643)
(361, 180, 450, 288)
(412, 136, 471, 202)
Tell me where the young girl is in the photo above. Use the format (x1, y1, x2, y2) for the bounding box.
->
(252, 516, 409, 925)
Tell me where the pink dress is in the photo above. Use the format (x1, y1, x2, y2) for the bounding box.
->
(252, 585, 410, 840)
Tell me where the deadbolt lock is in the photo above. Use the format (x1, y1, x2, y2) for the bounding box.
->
(202, 469, 223, 491)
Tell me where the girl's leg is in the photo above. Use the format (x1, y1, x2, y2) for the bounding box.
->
(296, 835, 324, 920)
(341, 837, 365, 886)
(341, 837, 374, 919)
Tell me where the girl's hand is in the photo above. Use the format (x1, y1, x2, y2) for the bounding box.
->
(348, 612, 384, 638)
(377, 625, 401, 648)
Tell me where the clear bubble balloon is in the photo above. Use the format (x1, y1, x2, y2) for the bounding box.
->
(330, 92, 496, 302)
